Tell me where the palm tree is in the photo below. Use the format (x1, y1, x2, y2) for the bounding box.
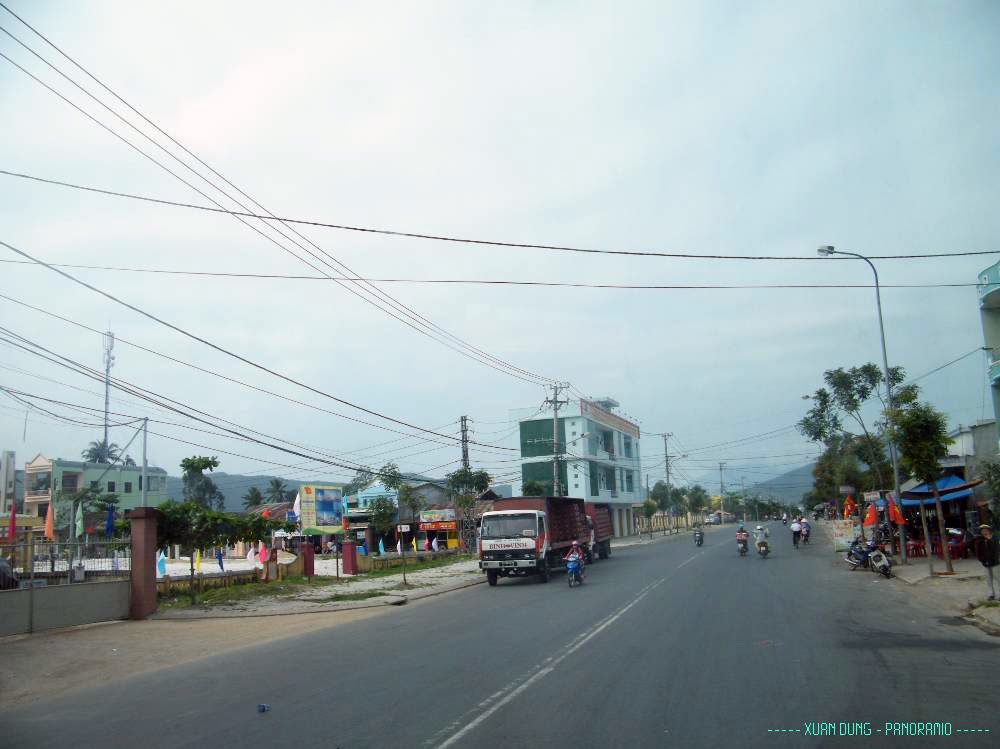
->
(265, 478, 287, 504)
(242, 486, 264, 510)
(81, 439, 121, 464)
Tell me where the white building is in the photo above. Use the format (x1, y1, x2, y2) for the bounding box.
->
(519, 397, 642, 537)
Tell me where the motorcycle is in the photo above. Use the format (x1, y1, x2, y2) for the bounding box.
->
(868, 546, 893, 578)
(566, 554, 584, 587)
(756, 540, 769, 558)
(782, 517, 788, 526)
(845, 537, 876, 570)
(693, 529, 704, 547)
(736, 532, 749, 556)
(801, 527, 811, 545)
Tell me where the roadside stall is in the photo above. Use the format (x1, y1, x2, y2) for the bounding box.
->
(418, 508, 458, 550)
(901, 476, 983, 559)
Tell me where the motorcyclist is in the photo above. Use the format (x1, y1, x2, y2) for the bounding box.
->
(790, 518, 803, 548)
(754, 525, 769, 552)
(800, 517, 811, 543)
(736, 523, 750, 552)
(782, 512, 788, 525)
(564, 540, 584, 575)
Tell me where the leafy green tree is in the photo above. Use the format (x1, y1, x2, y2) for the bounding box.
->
(641, 498, 658, 537)
(242, 486, 264, 510)
(123, 455, 137, 468)
(686, 484, 709, 520)
(368, 496, 397, 552)
(157, 501, 293, 602)
(344, 466, 374, 496)
(81, 439, 121, 464)
(265, 478, 287, 504)
(398, 484, 425, 522)
(180, 456, 225, 511)
(977, 461, 1000, 531)
(378, 462, 403, 492)
(522, 479, 545, 497)
(887, 401, 953, 573)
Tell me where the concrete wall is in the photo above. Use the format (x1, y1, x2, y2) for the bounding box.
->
(0, 580, 130, 637)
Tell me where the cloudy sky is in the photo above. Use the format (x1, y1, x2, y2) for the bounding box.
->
(1, 0, 998, 496)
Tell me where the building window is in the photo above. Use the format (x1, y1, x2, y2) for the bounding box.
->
(623, 435, 633, 458)
(107, 481, 116, 493)
(626, 470, 634, 493)
(124, 482, 133, 493)
(91, 481, 99, 490)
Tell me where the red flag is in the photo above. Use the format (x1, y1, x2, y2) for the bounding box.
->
(843, 494, 857, 518)
(862, 504, 877, 527)
(6, 500, 15, 540)
(888, 500, 906, 525)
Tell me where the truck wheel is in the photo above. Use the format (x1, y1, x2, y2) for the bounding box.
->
(538, 559, 550, 583)
(600, 541, 611, 559)
(486, 570, 498, 586)
(585, 548, 594, 564)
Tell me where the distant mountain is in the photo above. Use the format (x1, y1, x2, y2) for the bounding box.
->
(746, 463, 816, 506)
(165, 473, 335, 512)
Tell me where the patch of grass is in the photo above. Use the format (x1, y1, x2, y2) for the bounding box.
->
(157, 574, 345, 609)
(364, 554, 474, 578)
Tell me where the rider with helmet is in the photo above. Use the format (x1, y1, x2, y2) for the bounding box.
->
(754, 525, 770, 553)
(564, 540, 585, 575)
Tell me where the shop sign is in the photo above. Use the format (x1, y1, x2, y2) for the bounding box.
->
(419, 521, 457, 532)
(420, 508, 456, 523)
(863, 491, 880, 504)
(831, 520, 854, 551)
(356, 531, 366, 539)
(397, 524, 410, 532)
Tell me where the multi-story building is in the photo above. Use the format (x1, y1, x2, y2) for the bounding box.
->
(520, 397, 642, 537)
(978, 262, 1000, 448)
(1, 450, 16, 516)
(23, 453, 170, 526)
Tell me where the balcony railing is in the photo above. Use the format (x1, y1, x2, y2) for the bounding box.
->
(991, 358, 1000, 384)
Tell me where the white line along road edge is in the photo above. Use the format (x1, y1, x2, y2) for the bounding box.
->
(430, 551, 705, 748)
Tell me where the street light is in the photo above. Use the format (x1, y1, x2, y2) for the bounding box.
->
(817, 245, 906, 562)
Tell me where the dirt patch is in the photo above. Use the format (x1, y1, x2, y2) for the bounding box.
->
(0, 607, 383, 708)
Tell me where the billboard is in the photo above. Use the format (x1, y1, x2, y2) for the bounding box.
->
(299, 485, 345, 533)
(419, 508, 456, 523)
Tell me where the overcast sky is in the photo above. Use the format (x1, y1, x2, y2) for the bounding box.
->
(1, 0, 998, 496)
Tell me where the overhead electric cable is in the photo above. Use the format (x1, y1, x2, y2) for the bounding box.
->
(1, 169, 997, 262)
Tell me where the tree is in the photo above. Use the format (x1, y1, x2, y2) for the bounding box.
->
(344, 466, 374, 497)
(180, 456, 225, 511)
(398, 484, 425, 522)
(887, 401, 953, 573)
(123, 455, 137, 468)
(81, 439, 121, 464)
(799, 363, 918, 493)
(378, 462, 403, 493)
(157, 501, 293, 603)
(641, 499, 658, 538)
(446, 467, 491, 506)
(686, 484, 709, 521)
(265, 478, 287, 504)
(242, 486, 264, 510)
(522, 480, 545, 497)
(368, 496, 397, 551)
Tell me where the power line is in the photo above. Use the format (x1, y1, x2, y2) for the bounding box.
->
(1, 168, 997, 263)
(0, 240, 518, 451)
(0, 257, 980, 291)
(0, 17, 557, 386)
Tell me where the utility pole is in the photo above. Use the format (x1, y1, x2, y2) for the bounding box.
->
(740, 477, 747, 523)
(719, 462, 726, 522)
(663, 433, 672, 535)
(140, 418, 148, 507)
(102, 331, 115, 452)
(544, 383, 569, 496)
(459, 415, 471, 470)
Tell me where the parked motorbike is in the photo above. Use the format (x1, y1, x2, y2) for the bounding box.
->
(566, 554, 584, 587)
(736, 532, 749, 556)
(845, 537, 875, 570)
(868, 546, 893, 578)
(693, 529, 704, 547)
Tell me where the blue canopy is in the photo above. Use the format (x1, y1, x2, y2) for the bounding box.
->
(900, 475, 972, 506)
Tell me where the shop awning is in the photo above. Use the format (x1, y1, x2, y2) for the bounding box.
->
(900, 476, 982, 506)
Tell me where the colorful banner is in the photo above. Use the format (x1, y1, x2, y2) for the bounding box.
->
(419, 521, 457, 531)
(299, 485, 345, 534)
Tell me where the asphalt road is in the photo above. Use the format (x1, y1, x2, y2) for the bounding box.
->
(4, 524, 998, 748)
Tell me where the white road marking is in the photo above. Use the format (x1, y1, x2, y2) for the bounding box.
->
(432, 551, 704, 748)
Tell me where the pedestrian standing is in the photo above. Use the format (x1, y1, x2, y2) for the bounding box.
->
(975, 524, 999, 600)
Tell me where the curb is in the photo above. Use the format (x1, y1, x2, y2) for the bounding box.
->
(967, 610, 1000, 637)
(150, 576, 486, 621)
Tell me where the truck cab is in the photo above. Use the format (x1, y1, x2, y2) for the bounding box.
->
(478, 509, 550, 586)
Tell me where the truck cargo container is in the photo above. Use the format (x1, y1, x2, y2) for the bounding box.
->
(584, 502, 614, 561)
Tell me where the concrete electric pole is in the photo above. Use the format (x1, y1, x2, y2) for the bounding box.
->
(544, 383, 569, 496)
(460, 415, 471, 470)
(719, 462, 726, 522)
(102, 331, 115, 452)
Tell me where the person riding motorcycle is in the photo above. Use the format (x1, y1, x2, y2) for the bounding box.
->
(564, 540, 585, 577)
(736, 524, 750, 553)
(782, 512, 788, 525)
(790, 518, 803, 548)
(754, 525, 769, 552)
(800, 518, 811, 543)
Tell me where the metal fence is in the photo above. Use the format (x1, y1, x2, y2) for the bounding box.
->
(2, 540, 132, 589)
